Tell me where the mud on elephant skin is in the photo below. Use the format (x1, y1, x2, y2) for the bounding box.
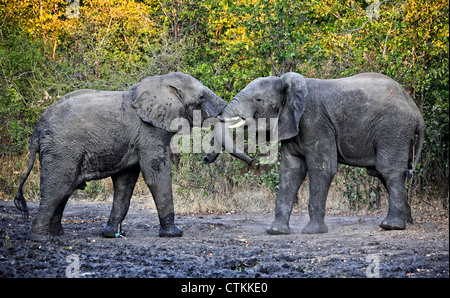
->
(14, 72, 227, 242)
(208, 72, 425, 235)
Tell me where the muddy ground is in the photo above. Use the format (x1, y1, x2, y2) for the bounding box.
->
(0, 198, 448, 278)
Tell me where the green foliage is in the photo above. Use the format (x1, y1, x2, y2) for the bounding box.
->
(83, 181, 106, 200)
(1, 0, 448, 206)
(245, 160, 280, 192)
(0, 29, 46, 153)
(337, 165, 382, 211)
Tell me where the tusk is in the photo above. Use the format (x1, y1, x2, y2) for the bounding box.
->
(228, 118, 247, 129)
(218, 116, 241, 122)
(225, 116, 241, 122)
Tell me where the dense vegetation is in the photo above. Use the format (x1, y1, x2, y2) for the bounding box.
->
(0, 0, 448, 211)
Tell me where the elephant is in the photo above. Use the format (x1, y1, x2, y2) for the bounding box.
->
(14, 72, 228, 242)
(206, 72, 424, 235)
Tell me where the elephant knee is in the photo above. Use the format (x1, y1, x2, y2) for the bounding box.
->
(310, 163, 337, 177)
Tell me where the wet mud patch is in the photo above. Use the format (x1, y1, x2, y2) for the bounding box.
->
(0, 199, 448, 278)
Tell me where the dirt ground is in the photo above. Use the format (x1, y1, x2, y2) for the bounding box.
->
(0, 198, 448, 278)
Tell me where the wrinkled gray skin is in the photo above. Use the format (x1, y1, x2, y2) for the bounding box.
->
(207, 72, 424, 235)
(14, 72, 227, 242)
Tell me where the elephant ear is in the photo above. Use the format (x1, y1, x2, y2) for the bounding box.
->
(130, 76, 186, 131)
(278, 72, 307, 141)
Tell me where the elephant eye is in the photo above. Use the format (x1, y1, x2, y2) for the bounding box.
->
(255, 98, 262, 102)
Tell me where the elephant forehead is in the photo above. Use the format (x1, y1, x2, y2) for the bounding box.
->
(246, 87, 277, 100)
(252, 77, 275, 88)
(239, 77, 278, 96)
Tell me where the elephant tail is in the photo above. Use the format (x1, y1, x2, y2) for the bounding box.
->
(14, 133, 40, 219)
(407, 121, 425, 178)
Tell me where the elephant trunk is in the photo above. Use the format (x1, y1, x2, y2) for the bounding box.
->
(221, 93, 253, 119)
(203, 96, 253, 165)
(203, 91, 227, 118)
(217, 121, 253, 165)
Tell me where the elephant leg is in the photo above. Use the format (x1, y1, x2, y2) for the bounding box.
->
(31, 198, 67, 242)
(140, 157, 183, 238)
(49, 198, 69, 236)
(368, 167, 412, 224)
(302, 166, 336, 234)
(267, 153, 306, 235)
(30, 166, 77, 242)
(375, 143, 410, 230)
(379, 171, 408, 230)
(102, 166, 140, 238)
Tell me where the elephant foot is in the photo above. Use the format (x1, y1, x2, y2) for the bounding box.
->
(379, 214, 406, 230)
(29, 232, 52, 243)
(159, 225, 183, 237)
(159, 213, 183, 237)
(102, 223, 126, 238)
(301, 220, 328, 234)
(50, 224, 64, 236)
(30, 222, 54, 242)
(266, 221, 291, 235)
